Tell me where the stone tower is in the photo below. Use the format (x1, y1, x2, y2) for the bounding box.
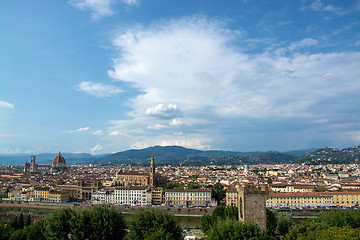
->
(238, 184, 268, 231)
(30, 155, 36, 172)
(149, 154, 155, 187)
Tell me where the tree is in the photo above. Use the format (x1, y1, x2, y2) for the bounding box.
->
(285, 220, 327, 240)
(44, 207, 75, 240)
(267, 178, 273, 184)
(224, 205, 238, 221)
(0, 218, 14, 240)
(25, 215, 31, 227)
(276, 212, 293, 235)
(10, 216, 18, 230)
(200, 215, 214, 234)
(86, 205, 126, 240)
(18, 213, 24, 229)
(266, 209, 277, 237)
(315, 210, 360, 229)
(211, 183, 226, 205)
(212, 206, 225, 219)
(300, 226, 360, 240)
(126, 208, 183, 240)
(206, 218, 274, 240)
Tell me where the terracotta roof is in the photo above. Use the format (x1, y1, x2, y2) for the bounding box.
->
(52, 152, 66, 165)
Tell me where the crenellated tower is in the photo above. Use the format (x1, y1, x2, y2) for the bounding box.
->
(149, 154, 155, 187)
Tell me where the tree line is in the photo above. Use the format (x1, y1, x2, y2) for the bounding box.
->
(2, 205, 359, 240)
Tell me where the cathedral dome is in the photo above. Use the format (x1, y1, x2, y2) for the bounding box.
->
(52, 151, 66, 166)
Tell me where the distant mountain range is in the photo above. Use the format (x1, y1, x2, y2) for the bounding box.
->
(1, 145, 358, 166)
(0, 153, 109, 165)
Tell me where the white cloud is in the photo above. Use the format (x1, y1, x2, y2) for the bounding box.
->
(68, 127, 90, 133)
(90, 144, 102, 153)
(122, 0, 140, 6)
(145, 104, 182, 119)
(147, 124, 168, 130)
(69, 0, 140, 19)
(105, 16, 360, 150)
(288, 38, 319, 51)
(69, 0, 114, 19)
(0, 100, 14, 109)
(306, 0, 348, 15)
(93, 130, 103, 135)
(76, 81, 122, 97)
(170, 119, 184, 127)
(109, 130, 129, 136)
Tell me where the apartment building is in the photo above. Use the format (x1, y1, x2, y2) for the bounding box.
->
(92, 189, 113, 204)
(165, 188, 212, 207)
(226, 187, 238, 206)
(152, 188, 165, 205)
(113, 186, 151, 206)
(267, 191, 360, 208)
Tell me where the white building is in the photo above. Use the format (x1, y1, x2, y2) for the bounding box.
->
(113, 186, 151, 206)
(92, 189, 113, 204)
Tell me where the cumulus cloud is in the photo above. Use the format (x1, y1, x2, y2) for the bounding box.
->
(76, 81, 122, 97)
(69, 0, 140, 19)
(305, 0, 348, 16)
(93, 130, 103, 135)
(109, 130, 129, 136)
(170, 119, 184, 127)
(90, 144, 102, 153)
(68, 127, 90, 133)
(105, 16, 360, 150)
(145, 104, 182, 119)
(122, 0, 140, 6)
(0, 100, 14, 109)
(69, 0, 115, 19)
(147, 124, 168, 130)
(288, 38, 319, 51)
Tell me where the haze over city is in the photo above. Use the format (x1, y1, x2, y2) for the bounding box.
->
(1, 0, 359, 155)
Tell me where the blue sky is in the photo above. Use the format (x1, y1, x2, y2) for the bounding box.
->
(1, 0, 359, 154)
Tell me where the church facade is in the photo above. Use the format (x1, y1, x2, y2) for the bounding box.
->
(114, 155, 166, 187)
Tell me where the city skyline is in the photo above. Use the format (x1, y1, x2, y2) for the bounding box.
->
(1, 0, 359, 154)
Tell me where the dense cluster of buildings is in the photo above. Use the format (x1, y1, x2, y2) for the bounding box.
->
(1, 154, 360, 209)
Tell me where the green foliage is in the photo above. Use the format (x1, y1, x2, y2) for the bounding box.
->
(206, 218, 274, 240)
(298, 226, 360, 240)
(0, 218, 14, 240)
(25, 215, 31, 227)
(18, 213, 24, 229)
(187, 181, 200, 189)
(212, 206, 225, 219)
(126, 208, 183, 240)
(201, 206, 239, 235)
(45, 207, 74, 240)
(285, 210, 360, 240)
(163, 182, 185, 189)
(285, 220, 328, 240)
(267, 178, 273, 184)
(315, 210, 360, 229)
(211, 183, 226, 204)
(224, 205, 238, 221)
(200, 215, 214, 234)
(276, 212, 293, 235)
(266, 209, 277, 237)
(10, 216, 18, 230)
(9, 228, 26, 240)
(8, 206, 126, 240)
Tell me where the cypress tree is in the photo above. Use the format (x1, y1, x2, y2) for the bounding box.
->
(11, 216, 18, 230)
(25, 214, 31, 227)
(18, 213, 25, 229)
